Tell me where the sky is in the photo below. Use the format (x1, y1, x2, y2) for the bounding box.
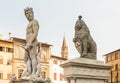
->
(0, 0, 120, 61)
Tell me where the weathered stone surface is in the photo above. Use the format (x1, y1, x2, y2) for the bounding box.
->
(12, 77, 51, 83)
(10, 7, 52, 83)
(21, 7, 41, 79)
(12, 80, 44, 83)
(61, 57, 111, 83)
(73, 16, 97, 59)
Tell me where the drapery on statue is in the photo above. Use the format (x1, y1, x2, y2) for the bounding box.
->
(73, 16, 97, 60)
(21, 7, 41, 79)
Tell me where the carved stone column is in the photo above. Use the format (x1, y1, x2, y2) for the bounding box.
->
(69, 77, 76, 83)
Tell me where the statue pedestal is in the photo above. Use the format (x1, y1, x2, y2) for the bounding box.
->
(60, 57, 111, 83)
(12, 79, 45, 83)
(12, 77, 51, 83)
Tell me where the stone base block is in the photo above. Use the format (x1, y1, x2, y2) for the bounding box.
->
(12, 77, 51, 83)
(60, 57, 111, 83)
(12, 79, 45, 83)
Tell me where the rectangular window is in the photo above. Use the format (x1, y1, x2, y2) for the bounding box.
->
(115, 64, 118, 71)
(7, 59, 11, 65)
(116, 72, 118, 83)
(108, 55, 111, 62)
(0, 47, 2, 51)
(115, 53, 119, 60)
(106, 57, 108, 63)
(60, 73, 63, 80)
(0, 46, 5, 52)
(54, 73, 57, 80)
(7, 73, 11, 80)
(0, 73, 3, 79)
(0, 59, 3, 64)
(6, 47, 13, 53)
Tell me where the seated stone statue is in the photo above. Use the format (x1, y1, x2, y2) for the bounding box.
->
(73, 16, 97, 59)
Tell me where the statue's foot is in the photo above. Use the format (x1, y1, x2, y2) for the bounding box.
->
(36, 77, 45, 82)
(83, 52, 87, 56)
(20, 76, 27, 80)
(80, 52, 87, 58)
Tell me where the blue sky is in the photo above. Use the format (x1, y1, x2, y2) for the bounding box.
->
(0, 0, 120, 60)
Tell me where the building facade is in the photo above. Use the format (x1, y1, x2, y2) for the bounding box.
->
(0, 36, 13, 83)
(40, 42, 52, 79)
(104, 49, 120, 83)
(49, 36, 68, 83)
(0, 35, 68, 83)
(50, 55, 67, 83)
(9, 37, 26, 79)
(10, 37, 52, 79)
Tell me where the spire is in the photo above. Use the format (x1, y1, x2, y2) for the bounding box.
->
(62, 35, 67, 48)
(61, 35, 68, 59)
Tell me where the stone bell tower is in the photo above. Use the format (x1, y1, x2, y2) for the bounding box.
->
(61, 35, 68, 59)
